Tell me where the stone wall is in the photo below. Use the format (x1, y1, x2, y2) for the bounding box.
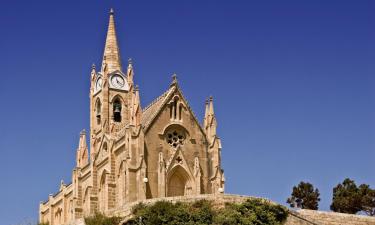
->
(286, 209, 375, 225)
(66, 194, 375, 225)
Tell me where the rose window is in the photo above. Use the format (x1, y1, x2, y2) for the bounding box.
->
(166, 131, 185, 148)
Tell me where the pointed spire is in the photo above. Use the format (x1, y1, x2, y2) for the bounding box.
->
(101, 8, 122, 73)
(79, 129, 87, 149)
(77, 129, 88, 167)
(127, 58, 134, 85)
(131, 85, 142, 126)
(134, 85, 140, 102)
(205, 96, 217, 143)
(209, 96, 214, 115)
(91, 63, 96, 79)
(203, 98, 209, 128)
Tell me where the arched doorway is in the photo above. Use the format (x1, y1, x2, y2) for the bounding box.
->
(167, 166, 191, 197)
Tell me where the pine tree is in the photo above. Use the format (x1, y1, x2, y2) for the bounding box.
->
(330, 178, 362, 214)
(287, 181, 320, 210)
(359, 184, 375, 216)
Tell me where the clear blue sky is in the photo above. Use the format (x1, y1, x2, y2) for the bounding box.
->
(0, 0, 374, 224)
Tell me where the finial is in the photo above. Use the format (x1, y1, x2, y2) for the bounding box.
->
(128, 58, 133, 65)
(110, 8, 114, 15)
(80, 129, 86, 136)
(135, 85, 139, 91)
(209, 96, 213, 101)
(91, 64, 96, 70)
(205, 98, 209, 105)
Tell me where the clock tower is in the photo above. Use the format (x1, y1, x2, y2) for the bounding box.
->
(89, 9, 136, 147)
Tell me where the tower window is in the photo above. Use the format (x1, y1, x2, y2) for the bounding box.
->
(96, 99, 102, 125)
(113, 99, 122, 122)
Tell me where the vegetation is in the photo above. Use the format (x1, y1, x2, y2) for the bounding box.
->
(125, 198, 288, 225)
(359, 184, 375, 216)
(330, 178, 375, 216)
(286, 181, 320, 210)
(85, 212, 122, 225)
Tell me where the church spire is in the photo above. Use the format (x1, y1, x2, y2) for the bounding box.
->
(204, 96, 217, 142)
(101, 8, 122, 73)
(76, 129, 88, 168)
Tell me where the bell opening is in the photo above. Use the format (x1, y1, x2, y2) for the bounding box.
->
(113, 100, 122, 122)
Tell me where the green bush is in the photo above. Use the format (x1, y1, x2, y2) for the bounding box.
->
(214, 199, 288, 225)
(125, 198, 288, 225)
(84, 212, 122, 225)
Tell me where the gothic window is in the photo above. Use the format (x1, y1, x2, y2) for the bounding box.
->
(103, 142, 108, 152)
(83, 188, 90, 216)
(170, 96, 183, 121)
(99, 171, 107, 212)
(173, 98, 178, 119)
(179, 104, 182, 120)
(96, 99, 102, 125)
(113, 98, 122, 122)
(166, 130, 185, 149)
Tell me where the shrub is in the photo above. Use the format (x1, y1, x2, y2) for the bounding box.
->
(214, 199, 288, 225)
(84, 212, 122, 225)
(125, 198, 288, 225)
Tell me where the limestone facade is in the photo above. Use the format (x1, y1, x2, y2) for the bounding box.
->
(39, 9, 225, 225)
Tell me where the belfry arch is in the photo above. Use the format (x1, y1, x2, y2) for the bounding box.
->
(166, 165, 193, 197)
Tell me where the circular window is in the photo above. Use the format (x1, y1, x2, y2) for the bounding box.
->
(166, 130, 185, 148)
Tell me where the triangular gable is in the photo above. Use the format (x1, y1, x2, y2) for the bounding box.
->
(141, 85, 207, 138)
(95, 134, 112, 161)
(166, 147, 194, 179)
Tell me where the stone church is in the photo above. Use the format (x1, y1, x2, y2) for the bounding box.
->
(39, 9, 225, 225)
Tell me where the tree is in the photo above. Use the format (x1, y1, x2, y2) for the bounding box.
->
(287, 181, 320, 210)
(330, 178, 362, 214)
(359, 184, 375, 216)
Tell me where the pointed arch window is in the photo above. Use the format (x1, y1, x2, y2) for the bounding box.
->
(170, 96, 183, 121)
(179, 104, 183, 121)
(99, 172, 107, 212)
(113, 98, 122, 122)
(95, 99, 102, 125)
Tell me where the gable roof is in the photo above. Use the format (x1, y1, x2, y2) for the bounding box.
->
(141, 86, 175, 130)
(141, 84, 205, 135)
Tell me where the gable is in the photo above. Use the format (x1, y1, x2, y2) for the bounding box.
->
(94, 134, 112, 162)
(141, 85, 206, 139)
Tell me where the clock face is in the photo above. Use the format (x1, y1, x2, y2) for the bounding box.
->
(111, 74, 125, 89)
(95, 77, 103, 92)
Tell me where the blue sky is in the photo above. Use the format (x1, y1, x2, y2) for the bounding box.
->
(0, 0, 374, 224)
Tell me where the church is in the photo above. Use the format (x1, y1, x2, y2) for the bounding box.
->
(39, 9, 225, 225)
